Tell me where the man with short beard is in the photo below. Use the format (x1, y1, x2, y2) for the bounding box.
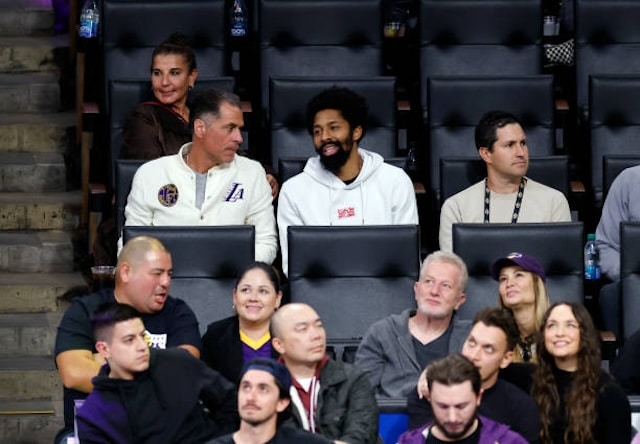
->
(398, 354, 527, 444)
(409, 308, 540, 443)
(276, 86, 418, 276)
(212, 358, 331, 444)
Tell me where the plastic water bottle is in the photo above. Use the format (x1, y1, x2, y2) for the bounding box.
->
(584, 233, 601, 280)
(230, 0, 248, 37)
(78, 0, 99, 39)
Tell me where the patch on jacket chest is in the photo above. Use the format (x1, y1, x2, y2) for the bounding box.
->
(158, 184, 179, 207)
(224, 182, 245, 202)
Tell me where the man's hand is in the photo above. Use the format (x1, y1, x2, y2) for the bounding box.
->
(266, 173, 279, 200)
(417, 369, 429, 399)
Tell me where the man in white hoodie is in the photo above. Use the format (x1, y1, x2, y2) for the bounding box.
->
(277, 87, 418, 275)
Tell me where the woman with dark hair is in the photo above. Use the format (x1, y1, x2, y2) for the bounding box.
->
(531, 302, 630, 443)
(119, 32, 279, 191)
(121, 32, 198, 160)
(201, 262, 282, 384)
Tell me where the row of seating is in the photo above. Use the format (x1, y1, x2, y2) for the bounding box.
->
(102, 0, 640, 128)
(119, 224, 420, 337)
(87, 0, 640, 214)
(112, 72, 640, 210)
(119, 221, 640, 346)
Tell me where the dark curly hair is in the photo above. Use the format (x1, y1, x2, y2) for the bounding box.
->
(305, 87, 368, 142)
(531, 302, 601, 443)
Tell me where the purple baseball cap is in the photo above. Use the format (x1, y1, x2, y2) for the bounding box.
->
(490, 252, 546, 283)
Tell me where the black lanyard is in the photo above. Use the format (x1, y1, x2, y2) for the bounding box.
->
(483, 177, 526, 223)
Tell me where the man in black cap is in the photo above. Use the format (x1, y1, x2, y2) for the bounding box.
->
(212, 358, 331, 444)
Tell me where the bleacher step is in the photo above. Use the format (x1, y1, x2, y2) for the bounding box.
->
(0, 399, 63, 444)
(0, 312, 63, 358)
(0, 272, 84, 313)
(0, 35, 66, 73)
(0, 152, 66, 192)
(0, 112, 74, 154)
(0, 73, 60, 112)
(0, 191, 81, 230)
(0, 399, 54, 415)
(0, 7, 54, 38)
(0, 231, 74, 273)
(0, 356, 60, 402)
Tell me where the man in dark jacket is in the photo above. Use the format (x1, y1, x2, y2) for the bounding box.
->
(55, 235, 202, 443)
(270, 303, 380, 444)
(212, 358, 332, 444)
(76, 303, 237, 443)
(408, 308, 540, 443)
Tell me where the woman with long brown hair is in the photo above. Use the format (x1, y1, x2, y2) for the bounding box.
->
(531, 302, 630, 443)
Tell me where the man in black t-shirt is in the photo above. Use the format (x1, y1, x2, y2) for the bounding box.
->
(212, 358, 331, 444)
(54, 236, 201, 442)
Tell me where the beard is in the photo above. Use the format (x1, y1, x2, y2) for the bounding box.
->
(240, 406, 276, 427)
(317, 140, 352, 173)
(433, 406, 479, 440)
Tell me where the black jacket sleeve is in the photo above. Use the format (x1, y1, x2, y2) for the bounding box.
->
(199, 363, 239, 435)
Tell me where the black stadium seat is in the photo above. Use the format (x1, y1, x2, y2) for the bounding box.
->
(123, 226, 255, 333)
(258, 0, 383, 116)
(452, 222, 584, 320)
(287, 225, 420, 341)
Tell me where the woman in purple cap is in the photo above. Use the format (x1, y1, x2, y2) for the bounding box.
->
(491, 252, 549, 363)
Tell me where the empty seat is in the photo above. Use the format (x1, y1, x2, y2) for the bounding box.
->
(419, 0, 542, 119)
(258, 0, 383, 116)
(287, 225, 420, 340)
(575, 0, 640, 119)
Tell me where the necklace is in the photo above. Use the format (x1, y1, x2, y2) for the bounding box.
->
(519, 335, 535, 362)
(483, 177, 526, 223)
